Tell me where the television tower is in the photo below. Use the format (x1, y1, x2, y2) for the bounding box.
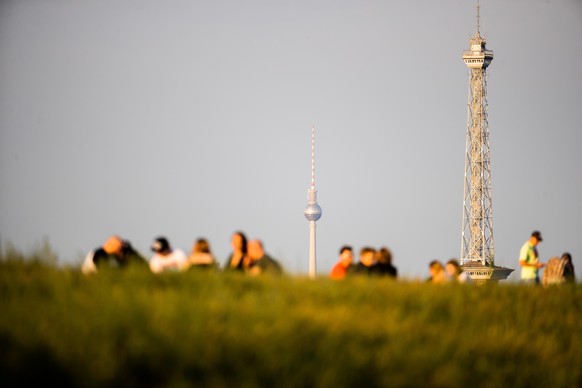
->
(304, 125, 322, 279)
(459, 1, 513, 283)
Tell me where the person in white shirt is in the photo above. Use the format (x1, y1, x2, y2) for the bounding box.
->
(149, 236, 187, 274)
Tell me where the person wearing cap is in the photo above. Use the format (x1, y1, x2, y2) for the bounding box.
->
(82, 235, 147, 274)
(519, 230, 545, 285)
(149, 236, 187, 274)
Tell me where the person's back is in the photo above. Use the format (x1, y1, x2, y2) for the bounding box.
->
(542, 257, 566, 286)
(542, 253, 575, 286)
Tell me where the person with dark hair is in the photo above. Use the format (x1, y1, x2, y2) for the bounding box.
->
(247, 239, 283, 276)
(561, 252, 576, 283)
(82, 235, 147, 274)
(375, 247, 398, 278)
(347, 247, 378, 276)
(330, 245, 354, 280)
(542, 252, 576, 286)
(519, 230, 545, 285)
(445, 258, 472, 284)
(149, 236, 187, 274)
(183, 237, 218, 271)
(223, 231, 249, 272)
(427, 260, 451, 283)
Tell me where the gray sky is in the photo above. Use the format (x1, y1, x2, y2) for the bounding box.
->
(1, 0, 581, 281)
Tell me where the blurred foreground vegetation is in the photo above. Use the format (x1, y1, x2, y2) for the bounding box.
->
(1, 246, 581, 387)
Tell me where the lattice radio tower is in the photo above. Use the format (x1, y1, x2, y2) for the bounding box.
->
(459, 2, 514, 284)
(460, 0, 495, 267)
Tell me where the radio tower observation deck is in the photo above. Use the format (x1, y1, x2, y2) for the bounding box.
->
(460, 1, 513, 283)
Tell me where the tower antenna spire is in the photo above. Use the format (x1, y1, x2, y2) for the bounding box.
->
(311, 124, 315, 191)
(476, 0, 481, 35)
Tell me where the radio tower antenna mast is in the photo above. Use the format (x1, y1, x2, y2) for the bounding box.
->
(304, 125, 322, 279)
(460, 1, 513, 283)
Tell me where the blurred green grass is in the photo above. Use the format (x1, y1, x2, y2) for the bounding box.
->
(1, 248, 581, 387)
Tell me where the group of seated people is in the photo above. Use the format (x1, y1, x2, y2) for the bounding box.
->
(426, 259, 472, 284)
(329, 245, 475, 284)
(81, 234, 576, 285)
(329, 245, 398, 280)
(81, 231, 283, 276)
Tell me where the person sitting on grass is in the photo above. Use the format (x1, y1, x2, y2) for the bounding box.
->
(82, 235, 147, 274)
(223, 231, 250, 273)
(329, 245, 355, 280)
(149, 236, 187, 274)
(347, 247, 378, 276)
(375, 246, 398, 279)
(445, 259, 472, 284)
(247, 239, 283, 276)
(542, 253, 576, 286)
(427, 260, 451, 284)
(183, 238, 218, 271)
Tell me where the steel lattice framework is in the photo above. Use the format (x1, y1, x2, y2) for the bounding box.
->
(460, 17, 495, 266)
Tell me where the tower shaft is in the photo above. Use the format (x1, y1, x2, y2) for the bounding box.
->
(309, 221, 317, 277)
(461, 31, 494, 266)
(457, 2, 513, 283)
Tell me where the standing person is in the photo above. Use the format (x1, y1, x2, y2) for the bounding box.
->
(445, 259, 472, 284)
(347, 247, 378, 276)
(247, 239, 283, 276)
(149, 236, 187, 274)
(82, 235, 147, 274)
(329, 245, 354, 280)
(519, 230, 545, 285)
(223, 231, 249, 272)
(375, 247, 398, 279)
(183, 238, 218, 271)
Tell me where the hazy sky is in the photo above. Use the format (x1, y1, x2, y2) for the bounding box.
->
(1, 0, 581, 281)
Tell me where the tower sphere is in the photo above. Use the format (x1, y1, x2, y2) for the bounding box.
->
(304, 203, 322, 221)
